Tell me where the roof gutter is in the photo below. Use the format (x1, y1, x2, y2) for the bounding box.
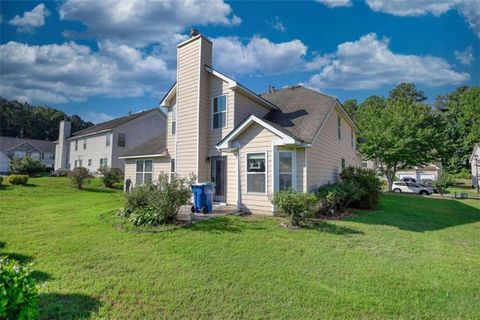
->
(119, 152, 168, 159)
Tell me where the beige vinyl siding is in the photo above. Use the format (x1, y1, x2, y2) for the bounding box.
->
(306, 105, 358, 191)
(166, 94, 176, 160)
(234, 123, 279, 214)
(124, 157, 170, 187)
(176, 37, 201, 179)
(296, 148, 307, 192)
(234, 92, 270, 125)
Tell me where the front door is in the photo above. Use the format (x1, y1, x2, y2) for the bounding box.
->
(211, 156, 227, 203)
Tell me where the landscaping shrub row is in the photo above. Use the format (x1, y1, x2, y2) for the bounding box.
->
(4, 175, 29, 185)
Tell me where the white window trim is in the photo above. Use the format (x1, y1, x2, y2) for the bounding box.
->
(170, 158, 176, 181)
(211, 94, 228, 130)
(106, 133, 112, 147)
(136, 159, 153, 186)
(337, 114, 342, 141)
(277, 150, 297, 191)
(100, 158, 108, 169)
(118, 133, 126, 147)
(171, 104, 177, 135)
(245, 151, 267, 195)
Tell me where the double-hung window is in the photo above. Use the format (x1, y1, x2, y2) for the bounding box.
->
(337, 115, 342, 140)
(246, 153, 266, 193)
(118, 133, 126, 147)
(279, 151, 293, 191)
(341, 158, 346, 170)
(14, 151, 25, 159)
(100, 158, 108, 168)
(83, 139, 87, 150)
(212, 95, 227, 129)
(88, 159, 92, 166)
(136, 160, 153, 185)
(170, 159, 176, 181)
(74, 160, 83, 168)
(106, 133, 112, 146)
(171, 105, 177, 135)
(75, 140, 78, 151)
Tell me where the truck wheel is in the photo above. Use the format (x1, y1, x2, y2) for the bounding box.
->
(393, 188, 402, 193)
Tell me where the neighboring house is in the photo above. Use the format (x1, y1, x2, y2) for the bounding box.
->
(0, 136, 55, 174)
(470, 143, 480, 188)
(54, 109, 166, 172)
(396, 163, 442, 181)
(121, 31, 359, 215)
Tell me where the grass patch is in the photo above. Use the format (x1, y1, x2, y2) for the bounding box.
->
(1, 177, 480, 319)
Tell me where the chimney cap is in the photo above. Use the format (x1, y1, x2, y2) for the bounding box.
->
(190, 28, 200, 37)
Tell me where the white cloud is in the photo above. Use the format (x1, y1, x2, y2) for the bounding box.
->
(364, 0, 480, 37)
(306, 33, 469, 90)
(316, 0, 353, 8)
(59, 0, 241, 46)
(454, 46, 475, 65)
(8, 3, 50, 33)
(213, 36, 307, 76)
(84, 111, 115, 124)
(272, 16, 286, 32)
(0, 41, 175, 104)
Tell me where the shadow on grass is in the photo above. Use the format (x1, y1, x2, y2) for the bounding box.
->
(347, 194, 480, 232)
(82, 187, 118, 194)
(308, 221, 364, 235)
(39, 293, 101, 320)
(0, 241, 5, 249)
(188, 216, 266, 234)
(0, 248, 53, 283)
(0, 252, 34, 263)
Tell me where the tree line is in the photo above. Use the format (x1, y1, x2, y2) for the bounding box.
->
(344, 83, 480, 189)
(0, 97, 94, 141)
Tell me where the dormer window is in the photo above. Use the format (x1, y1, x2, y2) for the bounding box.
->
(212, 95, 227, 129)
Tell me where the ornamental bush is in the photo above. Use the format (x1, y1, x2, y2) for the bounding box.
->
(123, 173, 195, 226)
(316, 181, 364, 215)
(51, 169, 70, 177)
(69, 167, 93, 189)
(99, 167, 124, 188)
(432, 174, 455, 195)
(6, 175, 29, 185)
(0, 176, 3, 186)
(10, 157, 45, 176)
(0, 258, 38, 320)
(339, 166, 382, 209)
(271, 189, 318, 227)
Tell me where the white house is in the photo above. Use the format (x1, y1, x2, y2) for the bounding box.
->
(470, 143, 480, 188)
(121, 31, 360, 215)
(54, 109, 166, 172)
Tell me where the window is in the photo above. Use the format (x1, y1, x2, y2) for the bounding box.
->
(88, 159, 92, 166)
(74, 160, 83, 168)
(171, 105, 177, 135)
(31, 153, 40, 160)
(212, 95, 227, 129)
(337, 115, 342, 140)
(100, 158, 108, 168)
(351, 129, 354, 149)
(341, 158, 346, 170)
(106, 133, 112, 146)
(246, 153, 266, 193)
(136, 160, 153, 185)
(14, 151, 25, 159)
(279, 151, 293, 191)
(170, 159, 176, 181)
(83, 139, 87, 150)
(361, 161, 368, 168)
(118, 133, 126, 147)
(75, 140, 78, 151)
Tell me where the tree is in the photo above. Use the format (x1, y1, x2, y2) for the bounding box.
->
(10, 157, 46, 176)
(388, 83, 427, 104)
(342, 99, 359, 119)
(357, 97, 439, 191)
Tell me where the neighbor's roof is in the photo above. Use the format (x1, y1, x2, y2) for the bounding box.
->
(120, 134, 167, 158)
(0, 136, 55, 153)
(70, 108, 165, 139)
(260, 86, 342, 144)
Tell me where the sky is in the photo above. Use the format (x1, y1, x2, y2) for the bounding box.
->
(1, 0, 479, 123)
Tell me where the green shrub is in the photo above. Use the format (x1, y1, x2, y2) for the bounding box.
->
(339, 166, 382, 209)
(316, 181, 364, 215)
(99, 167, 124, 188)
(6, 175, 29, 185)
(0, 258, 38, 319)
(0, 176, 3, 186)
(433, 174, 455, 195)
(123, 173, 195, 226)
(10, 157, 45, 176)
(271, 189, 318, 227)
(448, 170, 471, 180)
(68, 167, 93, 189)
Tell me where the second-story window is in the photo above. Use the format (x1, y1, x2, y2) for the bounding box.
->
(75, 140, 78, 151)
(351, 129, 354, 149)
(337, 115, 342, 140)
(83, 139, 87, 150)
(106, 132, 112, 146)
(118, 133, 126, 147)
(212, 95, 227, 129)
(171, 105, 177, 135)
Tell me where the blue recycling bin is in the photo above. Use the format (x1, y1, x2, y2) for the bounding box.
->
(191, 183, 214, 213)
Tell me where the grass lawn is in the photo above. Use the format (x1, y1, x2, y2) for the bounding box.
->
(1, 177, 480, 319)
(447, 179, 480, 198)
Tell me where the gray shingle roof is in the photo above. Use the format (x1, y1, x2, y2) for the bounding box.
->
(70, 108, 164, 138)
(260, 86, 338, 144)
(121, 134, 167, 157)
(0, 136, 55, 153)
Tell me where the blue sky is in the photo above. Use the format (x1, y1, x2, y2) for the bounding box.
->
(1, 0, 479, 123)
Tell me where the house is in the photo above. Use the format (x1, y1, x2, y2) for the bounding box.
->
(54, 109, 166, 172)
(395, 163, 442, 181)
(0, 136, 55, 174)
(121, 31, 359, 215)
(470, 143, 480, 188)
